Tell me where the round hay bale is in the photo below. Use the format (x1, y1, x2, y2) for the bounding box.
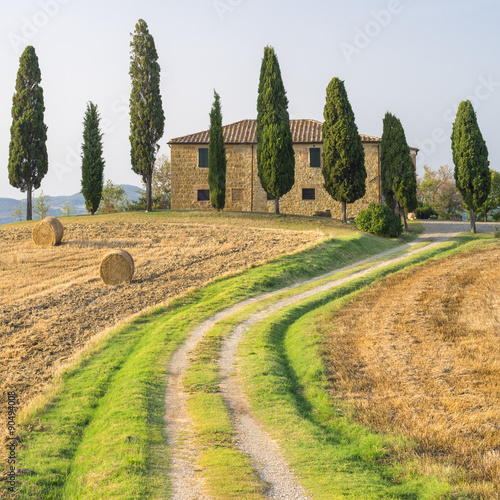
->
(32, 217, 64, 247)
(99, 249, 134, 285)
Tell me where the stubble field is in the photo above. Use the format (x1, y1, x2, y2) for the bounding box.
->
(0, 213, 323, 440)
(322, 244, 500, 496)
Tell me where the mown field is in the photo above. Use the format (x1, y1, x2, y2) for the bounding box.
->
(320, 244, 500, 497)
(0, 210, 334, 445)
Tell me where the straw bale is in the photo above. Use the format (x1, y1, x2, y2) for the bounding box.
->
(99, 249, 134, 285)
(32, 217, 64, 247)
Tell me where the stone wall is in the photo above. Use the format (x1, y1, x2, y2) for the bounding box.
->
(170, 142, 381, 217)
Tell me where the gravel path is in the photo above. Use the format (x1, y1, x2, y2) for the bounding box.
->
(164, 221, 493, 498)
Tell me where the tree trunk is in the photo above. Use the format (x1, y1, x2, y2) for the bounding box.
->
(341, 200, 347, 223)
(470, 209, 476, 233)
(403, 211, 408, 231)
(146, 174, 152, 212)
(274, 197, 280, 215)
(26, 181, 32, 221)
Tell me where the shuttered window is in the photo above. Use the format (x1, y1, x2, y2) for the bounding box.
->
(302, 188, 315, 200)
(197, 189, 210, 201)
(310, 148, 321, 168)
(198, 148, 209, 168)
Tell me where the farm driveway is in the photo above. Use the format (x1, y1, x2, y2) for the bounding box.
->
(165, 221, 489, 499)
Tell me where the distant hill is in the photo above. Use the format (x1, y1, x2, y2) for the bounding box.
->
(0, 185, 143, 226)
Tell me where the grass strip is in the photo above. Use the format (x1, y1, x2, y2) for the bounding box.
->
(237, 235, 493, 499)
(184, 323, 269, 499)
(12, 227, 405, 499)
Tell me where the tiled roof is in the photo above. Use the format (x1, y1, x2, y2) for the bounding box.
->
(169, 119, 382, 145)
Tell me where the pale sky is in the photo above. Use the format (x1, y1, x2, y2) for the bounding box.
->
(1, 0, 499, 199)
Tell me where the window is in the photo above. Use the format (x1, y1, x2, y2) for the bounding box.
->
(232, 188, 245, 202)
(302, 188, 315, 200)
(310, 147, 321, 168)
(198, 148, 209, 168)
(197, 189, 210, 201)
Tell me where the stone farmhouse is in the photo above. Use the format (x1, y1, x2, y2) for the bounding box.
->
(168, 119, 418, 219)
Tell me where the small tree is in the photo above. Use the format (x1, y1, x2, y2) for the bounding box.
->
(208, 90, 226, 210)
(256, 45, 295, 214)
(61, 199, 77, 217)
(322, 77, 366, 223)
(98, 180, 128, 213)
(81, 102, 105, 215)
(129, 19, 165, 212)
(33, 190, 51, 219)
(8, 46, 48, 221)
(126, 154, 171, 211)
(451, 100, 490, 233)
(417, 165, 464, 219)
(11, 202, 24, 222)
(476, 169, 500, 221)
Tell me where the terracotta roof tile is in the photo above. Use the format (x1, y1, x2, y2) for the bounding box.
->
(169, 119, 382, 145)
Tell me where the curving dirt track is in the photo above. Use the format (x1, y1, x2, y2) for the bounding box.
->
(0, 217, 321, 444)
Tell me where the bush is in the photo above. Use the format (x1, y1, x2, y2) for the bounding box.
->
(356, 203, 403, 238)
(416, 201, 438, 219)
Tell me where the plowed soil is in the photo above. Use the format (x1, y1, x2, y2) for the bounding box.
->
(0, 217, 321, 441)
(322, 244, 500, 495)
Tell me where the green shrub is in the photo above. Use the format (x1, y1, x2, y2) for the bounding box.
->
(416, 201, 438, 219)
(356, 203, 403, 238)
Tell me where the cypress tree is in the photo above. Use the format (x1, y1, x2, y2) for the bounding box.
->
(256, 45, 295, 214)
(322, 77, 366, 223)
(381, 112, 417, 230)
(208, 90, 226, 210)
(451, 100, 490, 233)
(81, 102, 105, 215)
(380, 112, 397, 211)
(8, 46, 48, 221)
(129, 19, 165, 212)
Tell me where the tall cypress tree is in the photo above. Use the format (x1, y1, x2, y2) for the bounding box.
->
(451, 100, 490, 233)
(381, 112, 417, 230)
(208, 90, 226, 210)
(8, 46, 48, 221)
(322, 77, 366, 223)
(256, 45, 295, 214)
(380, 112, 397, 211)
(81, 102, 105, 215)
(129, 19, 165, 212)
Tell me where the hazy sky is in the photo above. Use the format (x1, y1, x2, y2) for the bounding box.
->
(1, 0, 499, 199)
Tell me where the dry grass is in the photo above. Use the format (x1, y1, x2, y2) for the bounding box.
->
(0, 215, 322, 446)
(321, 244, 500, 497)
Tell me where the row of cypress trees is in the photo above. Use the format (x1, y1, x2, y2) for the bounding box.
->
(8, 37, 490, 230)
(208, 46, 368, 220)
(8, 19, 164, 220)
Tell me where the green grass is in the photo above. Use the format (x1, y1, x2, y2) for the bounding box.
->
(184, 325, 268, 499)
(12, 213, 411, 499)
(237, 235, 497, 499)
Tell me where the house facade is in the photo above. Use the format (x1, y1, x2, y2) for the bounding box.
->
(168, 119, 418, 219)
